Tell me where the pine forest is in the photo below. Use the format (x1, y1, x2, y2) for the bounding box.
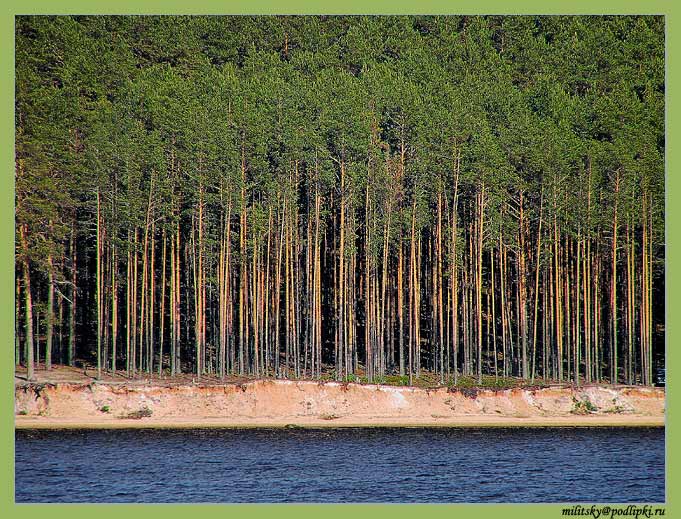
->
(15, 15, 665, 386)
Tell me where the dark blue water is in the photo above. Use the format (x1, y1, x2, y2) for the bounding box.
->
(15, 427, 664, 503)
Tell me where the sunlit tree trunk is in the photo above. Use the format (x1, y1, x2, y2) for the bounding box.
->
(45, 254, 54, 371)
(531, 194, 543, 382)
(111, 242, 118, 375)
(19, 224, 34, 381)
(96, 188, 102, 379)
(611, 171, 619, 383)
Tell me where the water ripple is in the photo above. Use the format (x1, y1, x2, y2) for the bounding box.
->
(16, 427, 664, 503)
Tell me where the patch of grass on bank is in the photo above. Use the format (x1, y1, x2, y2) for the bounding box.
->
(383, 375, 410, 386)
(603, 398, 626, 414)
(317, 368, 552, 390)
(571, 397, 598, 414)
(450, 375, 549, 390)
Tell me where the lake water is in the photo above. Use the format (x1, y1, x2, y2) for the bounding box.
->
(15, 427, 664, 503)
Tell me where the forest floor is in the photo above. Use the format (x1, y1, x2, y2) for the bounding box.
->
(14, 363, 626, 389)
(15, 364, 664, 429)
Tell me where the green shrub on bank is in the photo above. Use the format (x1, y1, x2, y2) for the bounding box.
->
(571, 397, 598, 414)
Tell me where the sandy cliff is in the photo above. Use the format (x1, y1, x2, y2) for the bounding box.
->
(15, 379, 664, 429)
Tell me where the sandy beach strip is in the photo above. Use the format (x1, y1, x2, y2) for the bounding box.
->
(15, 414, 664, 430)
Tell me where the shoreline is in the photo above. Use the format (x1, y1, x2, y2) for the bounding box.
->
(15, 415, 664, 430)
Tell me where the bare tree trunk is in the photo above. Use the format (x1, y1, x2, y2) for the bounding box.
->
(626, 220, 634, 385)
(149, 222, 155, 374)
(46, 254, 54, 371)
(111, 243, 118, 375)
(398, 242, 405, 377)
(450, 146, 460, 383)
(158, 230, 166, 376)
(530, 194, 543, 382)
(611, 171, 619, 383)
(553, 199, 563, 382)
(476, 186, 484, 384)
(338, 159, 346, 381)
(127, 229, 132, 375)
(239, 143, 248, 375)
(96, 188, 102, 379)
(19, 224, 34, 381)
(491, 248, 498, 380)
(16, 273, 21, 367)
(68, 227, 77, 367)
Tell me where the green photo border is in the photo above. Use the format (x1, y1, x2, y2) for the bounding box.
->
(3, 1, 675, 517)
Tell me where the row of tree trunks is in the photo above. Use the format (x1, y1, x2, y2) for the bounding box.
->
(18, 163, 658, 389)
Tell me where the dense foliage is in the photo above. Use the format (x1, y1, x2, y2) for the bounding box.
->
(15, 15, 664, 385)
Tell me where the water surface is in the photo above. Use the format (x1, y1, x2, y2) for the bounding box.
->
(15, 427, 664, 503)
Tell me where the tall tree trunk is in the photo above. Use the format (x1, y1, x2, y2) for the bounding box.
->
(491, 248, 498, 380)
(149, 222, 156, 374)
(110, 241, 117, 375)
(450, 145, 460, 383)
(96, 188, 102, 380)
(158, 230, 166, 376)
(531, 194, 543, 382)
(16, 272, 21, 367)
(337, 159, 346, 380)
(518, 191, 528, 379)
(611, 171, 619, 383)
(475, 186, 484, 384)
(45, 254, 54, 371)
(553, 196, 563, 382)
(436, 192, 444, 383)
(398, 242, 405, 377)
(626, 220, 634, 385)
(68, 227, 77, 367)
(19, 224, 34, 381)
(239, 143, 248, 375)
